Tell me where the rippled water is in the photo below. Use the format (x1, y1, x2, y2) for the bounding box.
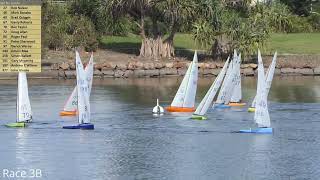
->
(0, 76, 320, 180)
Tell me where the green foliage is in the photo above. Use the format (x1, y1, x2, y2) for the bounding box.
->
(67, 16, 99, 51)
(254, 2, 293, 33)
(43, 4, 98, 51)
(308, 13, 320, 31)
(192, 0, 271, 58)
(107, 0, 198, 38)
(191, 0, 318, 58)
(192, 19, 214, 48)
(68, 0, 109, 34)
(287, 15, 314, 33)
(42, 0, 319, 56)
(226, 11, 271, 56)
(43, 4, 71, 50)
(280, 0, 312, 16)
(105, 17, 133, 36)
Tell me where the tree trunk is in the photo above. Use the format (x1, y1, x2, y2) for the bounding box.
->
(139, 36, 175, 60)
(212, 39, 224, 60)
(212, 35, 230, 60)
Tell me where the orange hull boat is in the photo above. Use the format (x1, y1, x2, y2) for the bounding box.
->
(60, 111, 77, 116)
(228, 102, 246, 107)
(165, 106, 196, 112)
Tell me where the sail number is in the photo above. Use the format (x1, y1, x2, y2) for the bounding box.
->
(20, 112, 32, 119)
(72, 100, 78, 106)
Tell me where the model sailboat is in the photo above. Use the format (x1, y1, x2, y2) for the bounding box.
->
(248, 51, 277, 112)
(215, 50, 240, 108)
(153, 99, 164, 115)
(60, 53, 94, 116)
(228, 53, 246, 107)
(191, 57, 230, 120)
(166, 51, 198, 112)
(63, 51, 94, 130)
(6, 72, 32, 128)
(237, 50, 272, 134)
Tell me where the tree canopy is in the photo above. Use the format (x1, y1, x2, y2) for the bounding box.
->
(42, 0, 320, 60)
(280, 0, 312, 16)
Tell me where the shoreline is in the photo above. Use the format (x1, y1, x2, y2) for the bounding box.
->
(0, 64, 318, 79)
(1, 51, 320, 79)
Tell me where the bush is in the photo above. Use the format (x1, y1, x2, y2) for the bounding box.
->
(253, 2, 315, 33)
(106, 17, 132, 36)
(67, 16, 98, 51)
(68, 0, 109, 35)
(43, 4, 99, 51)
(254, 2, 293, 33)
(308, 13, 320, 31)
(43, 4, 71, 50)
(287, 15, 314, 33)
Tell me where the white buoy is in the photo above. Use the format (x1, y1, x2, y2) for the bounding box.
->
(152, 99, 164, 114)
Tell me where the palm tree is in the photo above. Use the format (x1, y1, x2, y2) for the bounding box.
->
(105, 0, 197, 59)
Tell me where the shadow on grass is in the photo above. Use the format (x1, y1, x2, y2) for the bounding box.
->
(99, 42, 141, 55)
(99, 42, 212, 61)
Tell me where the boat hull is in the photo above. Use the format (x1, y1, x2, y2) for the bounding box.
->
(248, 107, 256, 112)
(236, 127, 273, 134)
(63, 123, 94, 130)
(5, 122, 26, 128)
(165, 106, 195, 112)
(214, 104, 231, 109)
(228, 102, 246, 107)
(60, 111, 77, 116)
(191, 115, 207, 120)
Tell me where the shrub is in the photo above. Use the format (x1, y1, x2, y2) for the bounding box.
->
(254, 2, 293, 33)
(68, 16, 99, 51)
(287, 15, 314, 33)
(43, 4, 71, 50)
(308, 13, 320, 31)
(106, 17, 132, 36)
(43, 4, 99, 51)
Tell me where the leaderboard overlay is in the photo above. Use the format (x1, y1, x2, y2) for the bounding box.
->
(0, 0, 41, 72)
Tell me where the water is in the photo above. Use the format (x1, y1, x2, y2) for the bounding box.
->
(1, 76, 320, 180)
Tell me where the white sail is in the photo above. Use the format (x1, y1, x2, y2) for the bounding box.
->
(63, 87, 78, 112)
(251, 52, 277, 107)
(223, 51, 241, 105)
(265, 52, 277, 96)
(17, 72, 32, 122)
(86, 53, 94, 95)
(171, 51, 198, 108)
(254, 50, 270, 127)
(76, 51, 91, 124)
(195, 57, 230, 115)
(63, 53, 94, 112)
(216, 50, 237, 104)
(230, 54, 242, 102)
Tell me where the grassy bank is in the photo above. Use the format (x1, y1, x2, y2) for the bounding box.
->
(267, 33, 320, 54)
(100, 33, 320, 55)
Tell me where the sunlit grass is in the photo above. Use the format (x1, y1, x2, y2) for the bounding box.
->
(100, 33, 320, 55)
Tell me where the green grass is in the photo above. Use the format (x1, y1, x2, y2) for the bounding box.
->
(100, 33, 320, 55)
(173, 33, 199, 50)
(99, 33, 200, 50)
(100, 34, 141, 49)
(266, 33, 320, 54)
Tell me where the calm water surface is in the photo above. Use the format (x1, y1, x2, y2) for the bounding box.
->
(0, 76, 320, 180)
